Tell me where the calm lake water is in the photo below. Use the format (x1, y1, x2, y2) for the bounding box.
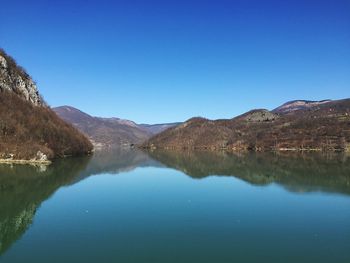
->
(1, 149, 350, 263)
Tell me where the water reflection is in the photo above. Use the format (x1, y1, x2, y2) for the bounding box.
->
(0, 157, 90, 255)
(147, 150, 350, 195)
(1, 149, 350, 257)
(0, 148, 158, 255)
(69, 148, 162, 184)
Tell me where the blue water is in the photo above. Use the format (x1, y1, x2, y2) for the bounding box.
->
(1, 150, 349, 262)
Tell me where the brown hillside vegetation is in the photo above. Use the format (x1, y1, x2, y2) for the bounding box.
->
(0, 48, 92, 161)
(143, 99, 350, 152)
(53, 106, 180, 148)
(53, 106, 152, 148)
(0, 91, 93, 160)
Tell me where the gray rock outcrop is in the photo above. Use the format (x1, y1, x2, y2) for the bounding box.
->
(0, 50, 43, 106)
(244, 109, 278, 122)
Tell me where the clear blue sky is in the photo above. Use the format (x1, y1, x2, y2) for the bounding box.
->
(1, 0, 349, 123)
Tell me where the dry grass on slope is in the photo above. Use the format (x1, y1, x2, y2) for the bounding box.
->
(0, 91, 93, 160)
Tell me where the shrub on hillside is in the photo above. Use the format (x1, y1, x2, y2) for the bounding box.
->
(0, 91, 93, 160)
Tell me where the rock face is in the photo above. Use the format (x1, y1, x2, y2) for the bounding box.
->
(241, 109, 279, 122)
(0, 49, 93, 161)
(0, 49, 43, 106)
(143, 99, 350, 152)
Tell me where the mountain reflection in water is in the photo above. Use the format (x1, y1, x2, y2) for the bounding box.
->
(0, 148, 349, 257)
(147, 150, 350, 195)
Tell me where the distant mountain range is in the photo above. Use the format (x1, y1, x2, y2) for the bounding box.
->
(143, 99, 350, 152)
(53, 106, 180, 148)
(2, 49, 348, 155)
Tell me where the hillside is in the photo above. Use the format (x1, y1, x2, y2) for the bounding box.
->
(272, 100, 333, 114)
(143, 99, 350, 152)
(139, 123, 182, 134)
(0, 49, 92, 162)
(53, 106, 179, 148)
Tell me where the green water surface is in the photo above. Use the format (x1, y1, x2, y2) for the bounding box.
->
(0, 149, 349, 262)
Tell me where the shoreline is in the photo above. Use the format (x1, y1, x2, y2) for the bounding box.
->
(0, 159, 52, 165)
(141, 146, 349, 153)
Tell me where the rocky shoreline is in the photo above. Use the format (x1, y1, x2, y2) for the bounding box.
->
(142, 146, 349, 153)
(0, 159, 51, 165)
(0, 151, 51, 165)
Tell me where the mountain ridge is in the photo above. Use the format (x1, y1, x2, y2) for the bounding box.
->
(142, 98, 350, 152)
(272, 99, 333, 114)
(53, 105, 180, 148)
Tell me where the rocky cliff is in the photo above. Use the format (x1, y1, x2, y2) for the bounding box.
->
(0, 49, 93, 161)
(0, 49, 43, 106)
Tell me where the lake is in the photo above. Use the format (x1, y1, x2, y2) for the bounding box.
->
(1, 149, 350, 262)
